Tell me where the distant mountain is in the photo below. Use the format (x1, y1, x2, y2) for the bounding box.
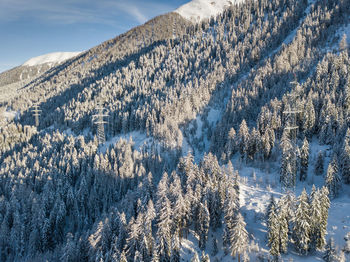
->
(0, 52, 83, 105)
(175, 0, 244, 22)
(0, 52, 82, 87)
(22, 52, 82, 67)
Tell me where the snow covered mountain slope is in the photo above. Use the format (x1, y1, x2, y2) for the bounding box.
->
(175, 0, 245, 23)
(0, 51, 82, 95)
(22, 52, 82, 67)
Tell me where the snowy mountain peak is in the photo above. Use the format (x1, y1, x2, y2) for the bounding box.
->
(175, 0, 244, 23)
(22, 52, 82, 67)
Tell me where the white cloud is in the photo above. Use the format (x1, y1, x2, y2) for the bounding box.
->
(0, 0, 176, 25)
(117, 4, 148, 24)
(102, 1, 176, 24)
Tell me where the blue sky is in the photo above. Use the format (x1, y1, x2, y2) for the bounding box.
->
(0, 0, 189, 73)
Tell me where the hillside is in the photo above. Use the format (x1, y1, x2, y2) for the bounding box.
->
(0, 0, 350, 261)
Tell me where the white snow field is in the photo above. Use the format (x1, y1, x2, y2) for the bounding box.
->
(22, 52, 82, 67)
(175, 0, 245, 23)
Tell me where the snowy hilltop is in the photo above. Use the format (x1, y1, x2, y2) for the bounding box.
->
(22, 51, 82, 67)
(175, 0, 245, 23)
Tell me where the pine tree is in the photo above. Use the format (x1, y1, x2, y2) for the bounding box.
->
(344, 237, 350, 254)
(170, 173, 189, 239)
(151, 247, 160, 262)
(268, 205, 280, 257)
(144, 200, 156, 258)
(126, 215, 143, 258)
(226, 127, 237, 159)
(134, 250, 143, 262)
(191, 252, 200, 262)
(280, 130, 296, 190)
(238, 119, 249, 161)
(339, 34, 348, 51)
(156, 196, 172, 262)
(61, 233, 76, 262)
(323, 238, 338, 262)
(170, 235, 180, 262)
(208, 190, 222, 231)
(268, 199, 289, 257)
(200, 251, 210, 262)
(325, 157, 341, 199)
(110, 236, 121, 262)
(212, 237, 218, 256)
(116, 212, 128, 253)
(293, 189, 311, 254)
(266, 194, 276, 220)
(303, 96, 315, 137)
(277, 202, 289, 254)
(223, 184, 238, 254)
(342, 139, 350, 184)
(230, 212, 249, 262)
(156, 173, 172, 262)
(315, 151, 324, 176)
(310, 186, 330, 251)
(318, 187, 330, 250)
(119, 251, 128, 262)
(198, 201, 210, 250)
(177, 153, 196, 188)
(338, 251, 346, 262)
(300, 137, 309, 181)
(309, 186, 321, 251)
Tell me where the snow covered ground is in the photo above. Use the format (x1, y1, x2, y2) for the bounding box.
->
(22, 52, 82, 67)
(99, 131, 153, 153)
(175, 0, 245, 23)
(0, 108, 19, 126)
(180, 139, 350, 261)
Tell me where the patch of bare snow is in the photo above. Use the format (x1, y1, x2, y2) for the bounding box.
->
(1, 108, 19, 122)
(99, 131, 152, 153)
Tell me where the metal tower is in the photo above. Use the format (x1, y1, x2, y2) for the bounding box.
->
(31, 103, 41, 127)
(282, 79, 301, 192)
(93, 100, 109, 145)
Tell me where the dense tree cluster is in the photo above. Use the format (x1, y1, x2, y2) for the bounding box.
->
(267, 187, 330, 258)
(0, 0, 349, 260)
(0, 123, 248, 261)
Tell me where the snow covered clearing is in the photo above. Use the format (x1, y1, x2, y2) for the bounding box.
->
(179, 139, 350, 261)
(99, 131, 152, 153)
(2, 110, 18, 121)
(0, 108, 19, 125)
